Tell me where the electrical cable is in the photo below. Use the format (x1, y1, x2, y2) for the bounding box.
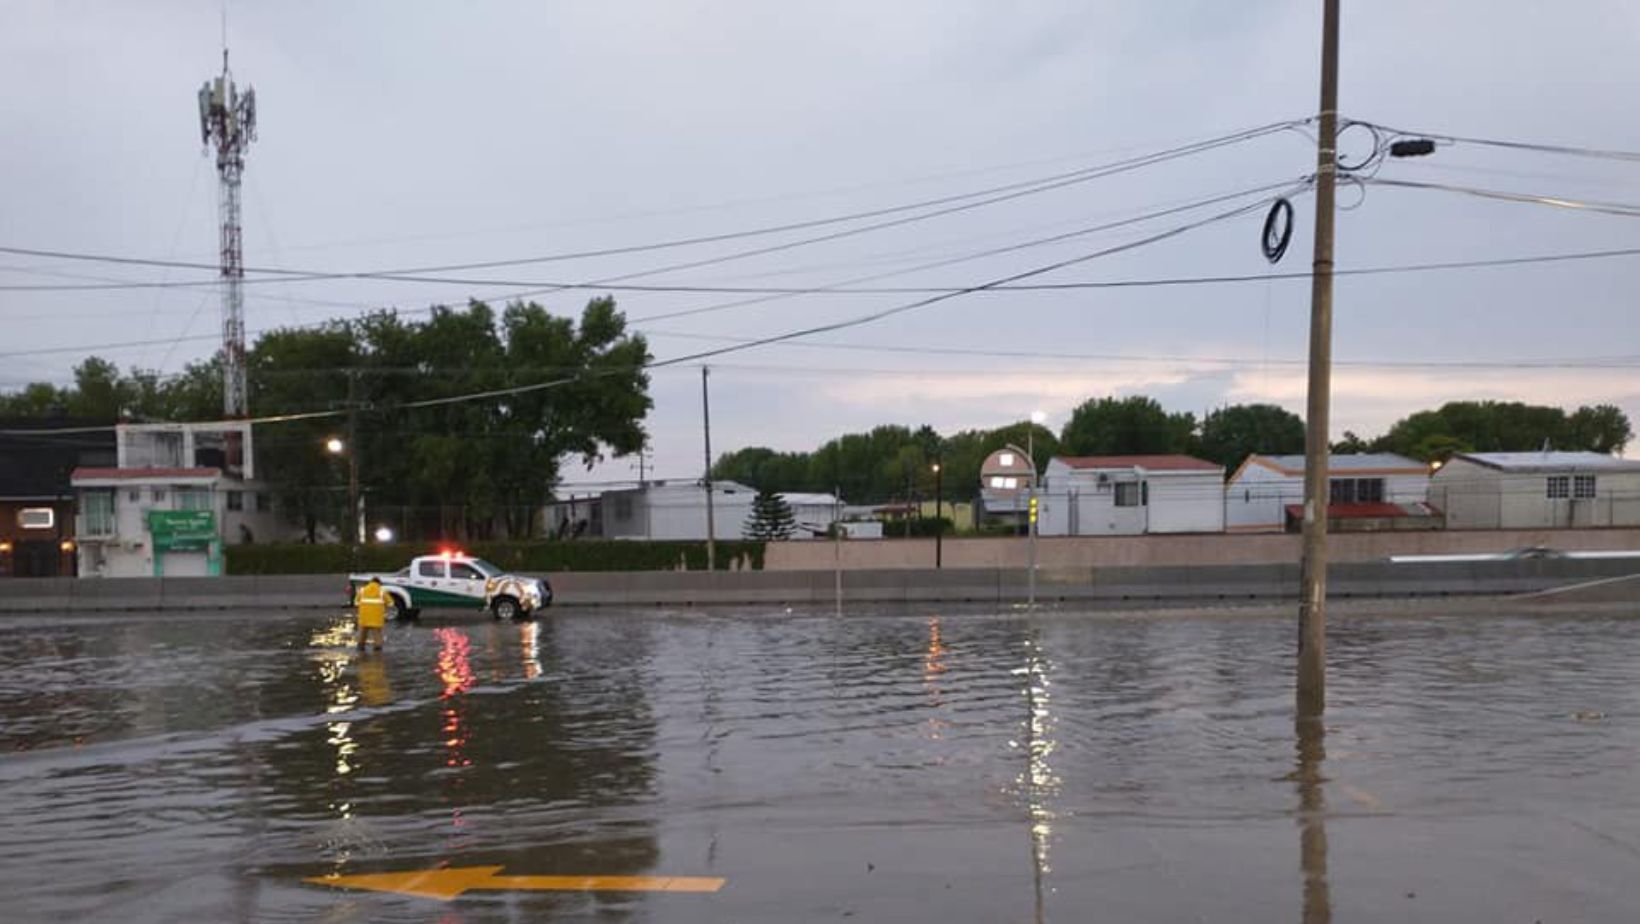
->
(13, 239, 1640, 361)
(0, 120, 1307, 293)
(1365, 177, 1640, 218)
(1361, 122, 1640, 165)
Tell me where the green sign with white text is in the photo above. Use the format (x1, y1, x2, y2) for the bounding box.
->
(148, 510, 216, 552)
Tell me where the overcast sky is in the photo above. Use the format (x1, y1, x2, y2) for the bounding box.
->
(4, 1, 1638, 486)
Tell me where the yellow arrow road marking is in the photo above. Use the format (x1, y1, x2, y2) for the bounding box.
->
(305, 865, 725, 900)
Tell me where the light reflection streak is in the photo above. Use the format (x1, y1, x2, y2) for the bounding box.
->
(1016, 634, 1059, 924)
(520, 620, 543, 680)
(434, 627, 476, 851)
(923, 617, 948, 740)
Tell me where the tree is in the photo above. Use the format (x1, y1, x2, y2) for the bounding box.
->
(1567, 404, 1633, 454)
(1059, 395, 1196, 456)
(743, 488, 796, 540)
(1373, 400, 1634, 460)
(1330, 430, 1371, 454)
(1198, 403, 1304, 471)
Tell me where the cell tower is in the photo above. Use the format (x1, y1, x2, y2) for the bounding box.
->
(197, 50, 257, 418)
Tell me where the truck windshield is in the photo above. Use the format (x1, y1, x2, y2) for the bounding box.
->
(466, 559, 502, 578)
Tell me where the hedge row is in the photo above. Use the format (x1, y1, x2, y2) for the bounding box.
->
(225, 540, 766, 575)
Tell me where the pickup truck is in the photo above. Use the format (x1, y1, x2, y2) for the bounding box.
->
(347, 552, 552, 621)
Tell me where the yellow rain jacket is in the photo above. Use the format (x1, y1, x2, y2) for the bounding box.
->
(356, 580, 387, 629)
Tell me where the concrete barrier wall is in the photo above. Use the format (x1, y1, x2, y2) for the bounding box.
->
(1, 559, 1634, 612)
(765, 527, 1640, 571)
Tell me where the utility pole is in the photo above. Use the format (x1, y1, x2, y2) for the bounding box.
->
(701, 366, 716, 571)
(197, 47, 257, 418)
(1298, 0, 1341, 719)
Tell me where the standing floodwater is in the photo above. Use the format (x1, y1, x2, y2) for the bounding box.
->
(2, 605, 1638, 922)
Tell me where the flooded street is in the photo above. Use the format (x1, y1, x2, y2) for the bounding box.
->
(3, 605, 1639, 923)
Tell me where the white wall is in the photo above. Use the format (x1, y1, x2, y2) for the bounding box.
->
(1229, 463, 1430, 531)
(1437, 461, 1640, 529)
(1227, 463, 1294, 531)
(1147, 473, 1226, 533)
(1039, 464, 1223, 536)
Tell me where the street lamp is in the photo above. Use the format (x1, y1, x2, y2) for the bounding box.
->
(931, 460, 943, 569)
(374, 526, 394, 543)
(324, 435, 360, 547)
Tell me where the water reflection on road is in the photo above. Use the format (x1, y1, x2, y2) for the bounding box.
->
(1, 606, 1639, 922)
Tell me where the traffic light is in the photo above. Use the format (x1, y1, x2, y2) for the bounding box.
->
(1028, 496, 1038, 524)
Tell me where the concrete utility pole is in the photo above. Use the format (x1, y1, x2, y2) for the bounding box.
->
(701, 366, 716, 571)
(1298, 0, 1341, 719)
(197, 48, 257, 418)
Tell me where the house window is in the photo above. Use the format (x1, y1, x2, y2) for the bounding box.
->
(1329, 478, 1384, 504)
(1546, 476, 1570, 499)
(177, 488, 212, 511)
(82, 490, 115, 537)
(1574, 475, 1597, 499)
(152, 488, 167, 504)
(255, 492, 271, 513)
(999, 453, 1015, 467)
(127, 490, 141, 503)
(226, 491, 243, 512)
(1115, 482, 1145, 507)
(18, 508, 55, 530)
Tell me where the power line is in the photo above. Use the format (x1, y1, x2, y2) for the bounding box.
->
(1366, 177, 1640, 218)
(0, 120, 1306, 293)
(1362, 121, 1640, 165)
(642, 188, 1308, 371)
(16, 238, 1640, 362)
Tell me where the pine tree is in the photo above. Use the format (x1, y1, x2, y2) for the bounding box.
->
(744, 488, 796, 540)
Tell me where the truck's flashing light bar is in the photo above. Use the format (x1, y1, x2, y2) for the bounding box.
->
(437, 548, 470, 560)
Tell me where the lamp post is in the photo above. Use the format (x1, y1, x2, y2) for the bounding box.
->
(325, 436, 360, 547)
(931, 460, 943, 569)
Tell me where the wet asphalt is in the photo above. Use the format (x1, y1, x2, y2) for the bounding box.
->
(2, 603, 1638, 922)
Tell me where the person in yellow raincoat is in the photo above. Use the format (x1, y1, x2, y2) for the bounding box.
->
(355, 577, 386, 651)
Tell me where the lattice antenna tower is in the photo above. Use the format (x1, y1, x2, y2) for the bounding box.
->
(197, 46, 257, 417)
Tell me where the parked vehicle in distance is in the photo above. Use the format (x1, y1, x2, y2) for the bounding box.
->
(346, 551, 552, 621)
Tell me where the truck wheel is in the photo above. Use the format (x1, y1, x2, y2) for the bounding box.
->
(388, 594, 411, 622)
(491, 595, 521, 621)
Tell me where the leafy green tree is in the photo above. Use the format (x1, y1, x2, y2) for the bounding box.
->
(743, 488, 796, 540)
(1059, 395, 1196, 456)
(1567, 404, 1633, 454)
(1373, 400, 1633, 460)
(711, 447, 812, 492)
(1330, 430, 1370, 454)
(1199, 403, 1304, 471)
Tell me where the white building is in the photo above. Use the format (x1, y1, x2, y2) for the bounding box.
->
(590, 480, 842, 541)
(71, 422, 291, 577)
(1037, 454, 1226, 536)
(1432, 451, 1640, 529)
(1226, 452, 1434, 533)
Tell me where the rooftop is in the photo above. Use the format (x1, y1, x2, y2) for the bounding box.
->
(1057, 454, 1221, 473)
(1255, 452, 1426, 475)
(1452, 451, 1640, 473)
